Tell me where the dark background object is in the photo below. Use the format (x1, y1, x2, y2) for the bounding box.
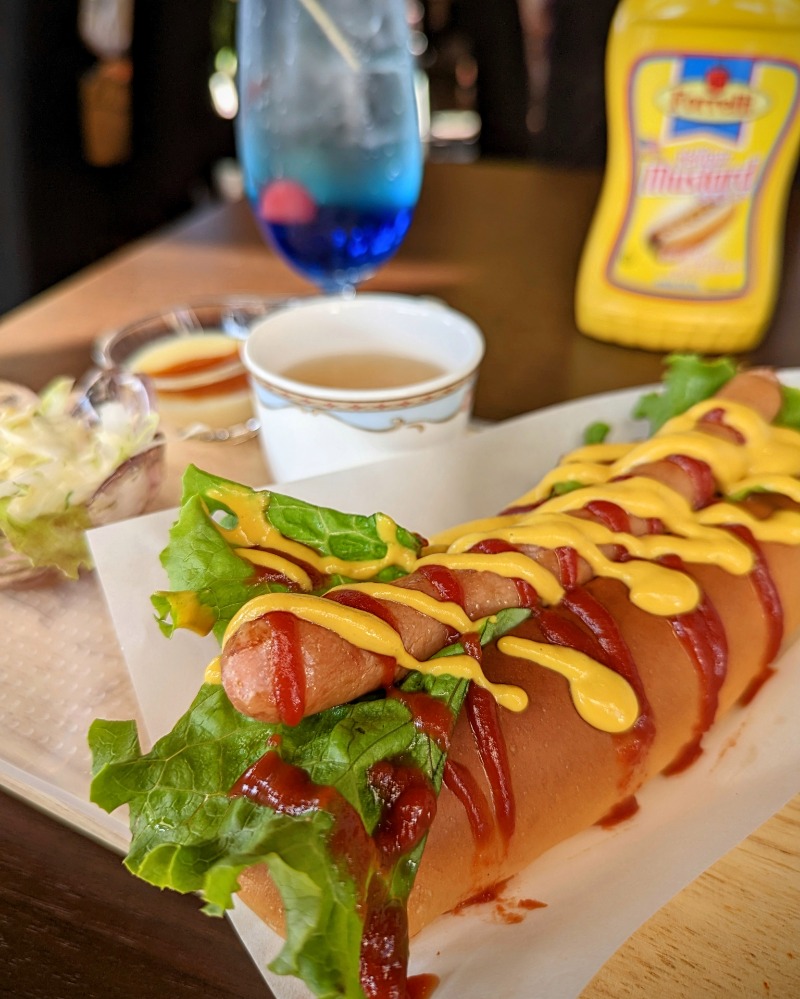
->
(424, 0, 619, 162)
(0, 0, 234, 317)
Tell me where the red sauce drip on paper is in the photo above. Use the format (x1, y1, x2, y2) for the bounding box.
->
(518, 898, 547, 911)
(660, 557, 728, 774)
(443, 758, 494, 847)
(453, 877, 512, 912)
(266, 611, 306, 726)
(453, 878, 547, 925)
(726, 524, 784, 705)
(389, 689, 454, 751)
(664, 454, 717, 507)
(414, 563, 465, 608)
(465, 683, 515, 845)
(406, 973, 440, 999)
(597, 794, 640, 828)
(562, 586, 655, 786)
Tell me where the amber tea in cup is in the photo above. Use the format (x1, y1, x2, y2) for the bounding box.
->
(242, 294, 485, 482)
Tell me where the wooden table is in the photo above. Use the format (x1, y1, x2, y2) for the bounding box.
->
(1, 160, 799, 998)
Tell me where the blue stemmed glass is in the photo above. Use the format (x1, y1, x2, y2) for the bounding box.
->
(236, 0, 423, 295)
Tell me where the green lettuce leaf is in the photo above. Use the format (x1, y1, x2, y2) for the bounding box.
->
(89, 607, 529, 999)
(582, 421, 610, 445)
(0, 499, 91, 579)
(633, 354, 738, 433)
(153, 467, 422, 642)
(776, 384, 800, 430)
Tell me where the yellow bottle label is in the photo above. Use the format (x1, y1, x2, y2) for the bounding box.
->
(609, 54, 800, 299)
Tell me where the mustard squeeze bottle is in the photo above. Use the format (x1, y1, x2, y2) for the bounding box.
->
(576, 0, 800, 353)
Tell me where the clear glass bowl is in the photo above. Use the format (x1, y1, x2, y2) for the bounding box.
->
(0, 371, 165, 589)
(94, 297, 297, 441)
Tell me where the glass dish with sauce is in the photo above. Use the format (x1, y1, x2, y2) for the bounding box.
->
(95, 298, 294, 439)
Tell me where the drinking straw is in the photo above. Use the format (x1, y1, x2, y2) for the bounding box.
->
(296, 0, 359, 71)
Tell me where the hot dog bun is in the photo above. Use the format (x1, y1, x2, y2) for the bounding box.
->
(235, 494, 800, 938)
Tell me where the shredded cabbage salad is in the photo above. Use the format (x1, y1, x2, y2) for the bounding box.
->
(0, 377, 160, 576)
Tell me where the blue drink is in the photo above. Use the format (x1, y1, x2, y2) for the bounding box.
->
(259, 203, 415, 292)
(237, 0, 423, 292)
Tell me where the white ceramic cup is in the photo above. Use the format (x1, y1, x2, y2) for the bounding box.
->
(242, 294, 485, 482)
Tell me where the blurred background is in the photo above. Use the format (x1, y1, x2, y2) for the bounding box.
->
(0, 0, 619, 317)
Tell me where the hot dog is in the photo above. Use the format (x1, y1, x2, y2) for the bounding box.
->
(89, 359, 800, 999)
(648, 199, 737, 258)
(220, 368, 783, 727)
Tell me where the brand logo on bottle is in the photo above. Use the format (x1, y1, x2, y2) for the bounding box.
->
(657, 57, 769, 141)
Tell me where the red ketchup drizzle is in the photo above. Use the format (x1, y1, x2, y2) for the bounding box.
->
(326, 588, 398, 629)
(701, 406, 746, 444)
(264, 611, 306, 726)
(442, 759, 494, 847)
(324, 589, 398, 686)
(554, 545, 580, 587)
(465, 683, 516, 845)
(230, 750, 372, 888)
(664, 454, 717, 507)
(369, 761, 438, 861)
(414, 563, 466, 608)
(561, 587, 655, 786)
(461, 633, 517, 844)
(360, 882, 410, 999)
(467, 538, 539, 607)
(660, 556, 728, 774)
(233, 751, 438, 998)
(362, 762, 438, 998)
(389, 689, 454, 751)
(726, 524, 784, 704)
(583, 500, 631, 534)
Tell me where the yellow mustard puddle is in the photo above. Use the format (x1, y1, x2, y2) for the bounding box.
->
(205, 397, 800, 734)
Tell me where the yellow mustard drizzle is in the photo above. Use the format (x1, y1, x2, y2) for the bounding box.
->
(415, 550, 566, 605)
(208, 488, 419, 578)
(205, 656, 222, 684)
(162, 591, 217, 636)
(446, 515, 700, 616)
(497, 636, 639, 733)
(209, 397, 800, 734)
(234, 548, 314, 589)
(325, 581, 484, 634)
